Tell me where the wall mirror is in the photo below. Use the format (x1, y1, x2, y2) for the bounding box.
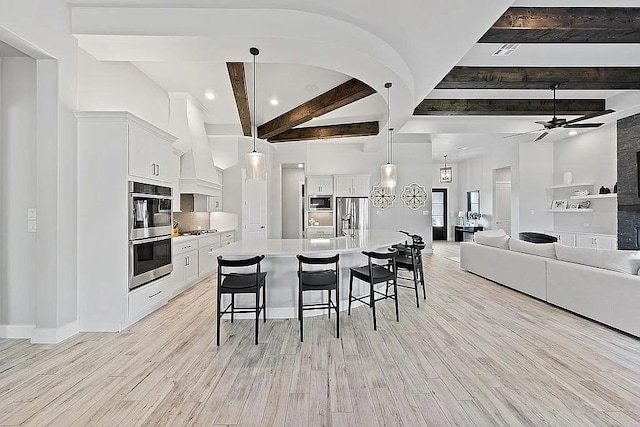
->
(467, 190, 480, 214)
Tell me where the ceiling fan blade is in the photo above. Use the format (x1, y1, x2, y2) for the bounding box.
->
(534, 121, 551, 126)
(564, 123, 604, 128)
(534, 131, 549, 141)
(503, 128, 545, 139)
(565, 109, 615, 125)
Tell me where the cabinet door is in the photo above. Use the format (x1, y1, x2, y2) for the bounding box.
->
(128, 123, 172, 183)
(576, 235, 596, 248)
(334, 176, 352, 196)
(183, 250, 199, 282)
(351, 175, 370, 196)
(320, 176, 334, 194)
(306, 176, 322, 194)
(172, 154, 181, 212)
(595, 236, 616, 250)
(208, 196, 222, 211)
(198, 245, 218, 277)
(557, 232, 576, 247)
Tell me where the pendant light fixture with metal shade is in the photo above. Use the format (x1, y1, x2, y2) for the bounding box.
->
(245, 47, 266, 181)
(380, 82, 397, 189)
(439, 155, 452, 183)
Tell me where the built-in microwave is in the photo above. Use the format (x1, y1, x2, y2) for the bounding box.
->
(309, 196, 332, 211)
(129, 181, 173, 240)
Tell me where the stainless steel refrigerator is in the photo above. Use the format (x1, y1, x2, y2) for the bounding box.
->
(336, 197, 369, 237)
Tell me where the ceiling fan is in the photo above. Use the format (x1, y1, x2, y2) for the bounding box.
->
(510, 84, 615, 141)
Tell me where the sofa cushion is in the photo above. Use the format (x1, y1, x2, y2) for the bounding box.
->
(555, 244, 640, 275)
(474, 229, 510, 249)
(509, 239, 556, 259)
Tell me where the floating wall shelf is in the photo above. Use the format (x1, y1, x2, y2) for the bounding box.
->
(546, 182, 594, 190)
(569, 194, 617, 200)
(545, 209, 594, 213)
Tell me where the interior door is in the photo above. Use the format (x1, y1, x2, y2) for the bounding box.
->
(242, 169, 268, 240)
(495, 182, 512, 235)
(432, 189, 447, 240)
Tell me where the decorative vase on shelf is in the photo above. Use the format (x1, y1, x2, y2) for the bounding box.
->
(562, 171, 573, 185)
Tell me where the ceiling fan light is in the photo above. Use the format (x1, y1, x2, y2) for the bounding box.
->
(381, 163, 397, 189)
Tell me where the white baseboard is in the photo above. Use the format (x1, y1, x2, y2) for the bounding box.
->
(0, 324, 36, 339)
(31, 320, 79, 344)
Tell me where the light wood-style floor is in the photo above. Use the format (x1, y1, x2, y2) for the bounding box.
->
(2, 242, 640, 426)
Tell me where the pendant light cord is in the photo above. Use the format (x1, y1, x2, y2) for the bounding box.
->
(385, 82, 392, 164)
(251, 47, 259, 152)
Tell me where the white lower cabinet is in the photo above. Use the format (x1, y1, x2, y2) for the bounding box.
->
(128, 278, 167, 319)
(545, 230, 616, 249)
(198, 233, 222, 277)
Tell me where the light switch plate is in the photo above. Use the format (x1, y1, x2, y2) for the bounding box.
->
(28, 220, 37, 232)
(422, 210, 429, 215)
(27, 208, 37, 220)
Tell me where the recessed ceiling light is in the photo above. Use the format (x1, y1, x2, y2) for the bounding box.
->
(569, 130, 578, 136)
(297, 163, 304, 168)
(205, 91, 215, 100)
(270, 99, 279, 106)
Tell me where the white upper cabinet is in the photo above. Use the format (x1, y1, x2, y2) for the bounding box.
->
(128, 122, 173, 184)
(335, 175, 370, 196)
(307, 175, 333, 195)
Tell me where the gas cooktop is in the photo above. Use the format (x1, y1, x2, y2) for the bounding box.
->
(179, 229, 218, 236)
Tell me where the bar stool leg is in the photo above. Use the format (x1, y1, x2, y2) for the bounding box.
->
(230, 294, 235, 323)
(216, 290, 222, 347)
(370, 280, 377, 331)
(263, 282, 267, 323)
(419, 262, 426, 300)
(299, 283, 304, 342)
(393, 275, 400, 322)
(413, 268, 420, 308)
(348, 273, 354, 315)
(327, 290, 331, 319)
(335, 287, 340, 339)
(255, 288, 259, 345)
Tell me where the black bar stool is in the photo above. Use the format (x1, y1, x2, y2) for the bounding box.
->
(296, 254, 340, 342)
(392, 241, 426, 307)
(216, 255, 266, 346)
(348, 248, 398, 330)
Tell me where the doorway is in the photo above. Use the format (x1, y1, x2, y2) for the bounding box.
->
(432, 188, 448, 240)
(281, 165, 305, 239)
(494, 167, 512, 235)
(242, 169, 268, 240)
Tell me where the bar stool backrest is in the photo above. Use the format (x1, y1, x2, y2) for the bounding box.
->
(362, 248, 397, 273)
(297, 254, 339, 266)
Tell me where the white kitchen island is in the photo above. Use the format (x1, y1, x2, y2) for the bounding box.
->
(212, 230, 406, 318)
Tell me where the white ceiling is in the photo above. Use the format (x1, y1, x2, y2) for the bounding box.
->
(68, 0, 640, 162)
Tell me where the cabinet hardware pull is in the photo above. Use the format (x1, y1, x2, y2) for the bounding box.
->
(148, 291, 162, 298)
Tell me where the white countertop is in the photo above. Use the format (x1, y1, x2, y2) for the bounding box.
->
(213, 230, 406, 257)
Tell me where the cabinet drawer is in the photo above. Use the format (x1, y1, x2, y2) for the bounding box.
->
(220, 231, 235, 242)
(173, 240, 197, 255)
(307, 227, 334, 238)
(199, 234, 221, 248)
(128, 280, 166, 318)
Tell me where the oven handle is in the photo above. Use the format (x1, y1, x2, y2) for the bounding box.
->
(130, 193, 173, 200)
(130, 235, 172, 245)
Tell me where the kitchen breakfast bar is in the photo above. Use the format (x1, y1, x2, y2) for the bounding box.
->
(212, 230, 406, 318)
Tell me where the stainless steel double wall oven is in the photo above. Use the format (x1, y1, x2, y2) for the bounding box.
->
(129, 181, 173, 290)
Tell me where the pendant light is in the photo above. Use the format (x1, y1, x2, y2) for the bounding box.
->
(440, 155, 452, 183)
(245, 47, 266, 181)
(380, 82, 397, 189)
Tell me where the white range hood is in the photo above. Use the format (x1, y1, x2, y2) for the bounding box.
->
(169, 92, 222, 196)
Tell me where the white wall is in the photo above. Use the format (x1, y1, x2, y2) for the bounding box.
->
(282, 168, 304, 239)
(0, 57, 37, 333)
(77, 49, 170, 131)
(518, 143, 554, 233)
(552, 124, 617, 235)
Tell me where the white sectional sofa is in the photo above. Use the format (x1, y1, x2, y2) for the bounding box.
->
(460, 231, 640, 338)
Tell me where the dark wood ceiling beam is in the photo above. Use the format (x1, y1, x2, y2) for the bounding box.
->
(258, 78, 376, 139)
(268, 121, 379, 143)
(226, 62, 252, 137)
(436, 67, 640, 90)
(480, 7, 640, 43)
(414, 99, 605, 116)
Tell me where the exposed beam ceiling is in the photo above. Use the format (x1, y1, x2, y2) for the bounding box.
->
(480, 7, 640, 44)
(436, 67, 640, 90)
(226, 62, 252, 137)
(414, 99, 606, 116)
(268, 121, 379, 143)
(258, 78, 376, 140)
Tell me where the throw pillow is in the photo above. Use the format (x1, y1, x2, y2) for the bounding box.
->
(555, 244, 640, 275)
(509, 239, 557, 259)
(474, 229, 509, 249)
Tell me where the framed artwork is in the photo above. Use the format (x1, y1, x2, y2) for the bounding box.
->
(569, 203, 580, 209)
(401, 183, 428, 210)
(370, 184, 396, 210)
(551, 199, 568, 210)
